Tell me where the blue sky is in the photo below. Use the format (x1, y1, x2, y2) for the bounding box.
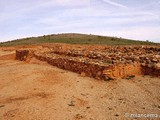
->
(0, 0, 160, 42)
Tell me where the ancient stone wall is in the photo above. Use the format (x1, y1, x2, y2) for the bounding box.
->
(15, 45, 160, 80)
(15, 50, 34, 61)
(33, 52, 143, 80)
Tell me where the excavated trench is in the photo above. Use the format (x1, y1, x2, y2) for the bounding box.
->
(15, 49, 160, 80)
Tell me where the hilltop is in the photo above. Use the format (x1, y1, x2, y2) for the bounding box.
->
(0, 33, 158, 46)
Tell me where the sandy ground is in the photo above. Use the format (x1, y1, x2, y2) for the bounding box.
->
(0, 50, 160, 120)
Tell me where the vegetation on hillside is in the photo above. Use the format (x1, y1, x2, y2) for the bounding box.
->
(0, 33, 157, 46)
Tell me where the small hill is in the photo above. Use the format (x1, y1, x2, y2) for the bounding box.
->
(0, 33, 157, 46)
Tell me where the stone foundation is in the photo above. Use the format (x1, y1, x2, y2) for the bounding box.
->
(15, 45, 160, 80)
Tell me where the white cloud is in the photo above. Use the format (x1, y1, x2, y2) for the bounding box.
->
(103, 0, 128, 8)
(43, 0, 90, 7)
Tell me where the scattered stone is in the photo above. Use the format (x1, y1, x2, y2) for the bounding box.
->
(81, 93, 86, 96)
(147, 64, 154, 68)
(152, 58, 158, 62)
(126, 75, 135, 80)
(104, 76, 114, 81)
(80, 72, 86, 77)
(109, 97, 112, 100)
(141, 63, 146, 67)
(155, 63, 160, 69)
(86, 106, 90, 109)
(108, 107, 112, 110)
(75, 114, 84, 119)
(68, 101, 75, 106)
(0, 105, 5, 108)
(114, 114, 119, 117)
(90, 86, 94, 89)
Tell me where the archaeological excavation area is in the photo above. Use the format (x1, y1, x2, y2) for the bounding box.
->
(0, 44, 160, 120)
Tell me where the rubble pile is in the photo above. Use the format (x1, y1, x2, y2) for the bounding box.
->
(49, 45, 160, 68)
(16, 44, 160, 80)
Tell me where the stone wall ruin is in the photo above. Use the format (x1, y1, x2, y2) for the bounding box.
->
(15, 45, 160, 80)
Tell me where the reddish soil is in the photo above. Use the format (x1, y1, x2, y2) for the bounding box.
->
(0, 45, 160, 120)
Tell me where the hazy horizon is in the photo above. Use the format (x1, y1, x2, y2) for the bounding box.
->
(0, 0, 160, 42)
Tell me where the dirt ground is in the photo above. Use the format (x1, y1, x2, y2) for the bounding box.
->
(0, 50, 160, 120)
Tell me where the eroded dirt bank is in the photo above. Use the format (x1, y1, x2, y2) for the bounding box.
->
(0, 48, 160, 120)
